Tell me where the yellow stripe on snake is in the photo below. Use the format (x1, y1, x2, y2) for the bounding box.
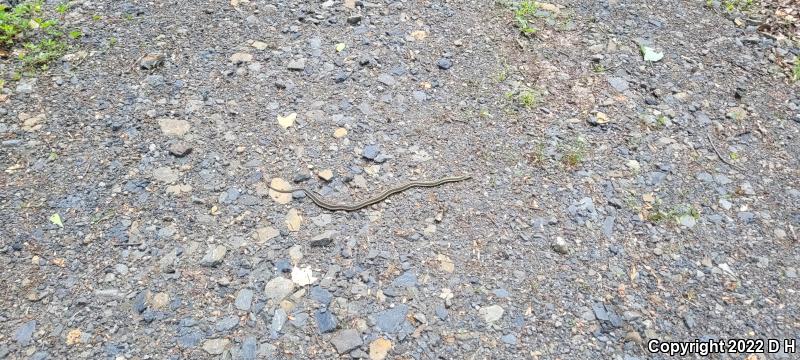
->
(269, 175, 471, 211)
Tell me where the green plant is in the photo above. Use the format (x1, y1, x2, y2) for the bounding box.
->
(0, 1, 43, 45)
(592, 63, 605, 73)
(20, 38, 66, 69)
(561, 137, 587, 168)
(791, 61, 800, 83)
(513, 0, 538, 35)
(92, 14, 102, 21)
(68, 29, 81, 39)
(55, 2, 70, 14)
(518, 89, 537, 108)
(656, 115, 668, 127)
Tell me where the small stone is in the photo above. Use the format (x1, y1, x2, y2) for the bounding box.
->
(333, 128, 348, 138)
(347, 15, 362, 25)
(375, 304, 408, 332)
(678, 215, 696, 228)
(719, 199, 732, 210)
(240, 336, 257, 360)
(377, 74, 396, 86)
(315, 309, 338, 334)
(158, 118, 191, 137)
(153, 167, 179, 184)
(310, 231, 336, 247)
(287, 58, 306, 71)
(369, 338, 392, 360)
(362, 145, 380, 160)
(151, 292, 170, 309)
(252, 41, 269, 50)
(310, 286, 333, 305)
(168, 142, 193, 157)
(479, 305, 504, 323)
(608, 77, 629, 92)
(626, 159, 640, 171)
(436, 58, 452, 70)
(330, 329, 363, 354)
(552, 237, 569, 254)
(774, 229, 787, 240)
(270, 309, 288, 335)
(738, 182, 755, 196)
(200, 245, 227, 267)
(253, 226, 280, 243)
(15, 320, 36, 345)
(435, 305, 448, 320)
(202, 338, 230, 355)
(230, 52, 253, 64)
(317, 169, 334, 181)
(235, 289, 254, 311)
(264, 277, 295, 301)
(215, 315, 239, 332)
(16, 78, 36, 94)
(500, 334, 517, 345)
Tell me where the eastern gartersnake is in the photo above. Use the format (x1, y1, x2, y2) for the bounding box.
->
(269, 175, 471, 211)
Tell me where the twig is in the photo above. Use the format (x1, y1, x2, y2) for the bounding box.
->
(706, 132, 740, 170)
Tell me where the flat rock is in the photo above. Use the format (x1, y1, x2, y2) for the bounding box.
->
(234, 289, 254, 311)
(158, 118, 191, 137)
(330, 329, 362, 354)
(200, 245, 227, 267)
(479, 305, 504, 323)
(202, 338, 230, 355)
(264, 277, 294, 301)
(375, 304, 408, 332)
(15, 320, 36, 345)
(315, 309, 338, 334)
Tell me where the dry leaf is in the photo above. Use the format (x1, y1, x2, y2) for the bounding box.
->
(277, 113, 297, 129)
(291, 266, 317, 286)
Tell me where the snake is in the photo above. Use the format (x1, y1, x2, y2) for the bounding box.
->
(269, 175, 471, 211)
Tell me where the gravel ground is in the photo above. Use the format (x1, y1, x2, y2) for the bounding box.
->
(1, 0, 798, 359)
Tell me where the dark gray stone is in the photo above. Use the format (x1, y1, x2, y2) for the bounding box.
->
(15, 320, 36, 345)
(235, 289, 254, 311)
(375, 304, 408, 333)
(436, 58, 452, 69)
(215, 315, 239, 332)
(310, 286, 333, 305)
(362, 145, 380, 160)
(315, 309, 338, 334)
(330, 329, 362, 354)
(391, 271, 417, 288)
(240, 336, 257, 360)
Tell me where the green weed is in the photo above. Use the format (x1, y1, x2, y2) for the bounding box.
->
(791, 61, 800, 83)
(561, 137, 587, 168)
(513, 0, 539, 35)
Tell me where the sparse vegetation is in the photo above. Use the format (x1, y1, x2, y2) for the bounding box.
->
(561, 137, 587, 168)
(0, 0, 79, 78)
(513, 0, 539, 35)
(592, 63, 605, 73)
(792, 61, 800, 83)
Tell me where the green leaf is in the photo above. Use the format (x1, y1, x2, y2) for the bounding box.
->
(641, 46, 663, 62)
(335, 43, 346, 52)
(49, 213, 64, 227)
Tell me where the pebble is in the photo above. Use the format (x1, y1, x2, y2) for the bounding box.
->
(240, 336, 257, 360)
(15, 320, 36, 345)
(200, 245, 227, 267)
(202, 338, 230, 355)
(552, 237, 569, 254)
(479, 305, 504, 323)
(287, 58, 306, 71)
(270, 309, 288, 336)
(169, 142, 193, 157)
(310, 231, 335, 247)
(234, 289, 254, 311)
(500, 334, 517, 345)
(158, 118, 191, 137)
(347, 15, 362, 25)
(436, 58, 452, 69)
(330, 329, 363, 354)
(315, 309, 338, 334)
(310, 286, 333, 305)
(375, 304, 408, 332)
(678, 215, 697, 228)
(362, 145, 380, 160)
(608, 77, 629, 92)
(215, 315, 239, 332)
(264, 277, 295, 301)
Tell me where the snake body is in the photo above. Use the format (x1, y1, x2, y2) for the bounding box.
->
(270, 175, 471, 211)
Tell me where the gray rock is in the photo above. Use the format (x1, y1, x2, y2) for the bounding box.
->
(678, 215, 696, 228)
(270, 309, 288, 337)
(435, 305, 448, 320)
(500, 334, 518, 345)
(492, 289, 510, 298)
(264, 277, 294, 301)
(290, 312, 309, 327)
(177, 331, 204, 348)
(240, 336, 257, 360)
(738, 211, 755, 223)
(310, 231, 335, 247)
(480, 305, 504, 323)
(330, 329, 362, 354)
(287, 58, 306, 71)
(310, 286, 333, 305)
(413, 91, 428, 101)
(375, 304, 408, 332)
(200, 245, 227, 267)
(437, 58, 452, 69)
(391, 271, 417, 288)
(608, 77, 629, 92)
(602, 216, 615, 238)
(215, 315, 239, 332)
(15, 78, 36, 94)
(202, 338, 230, 355)
(362, 145, 380, 160)
(696, 172, 714, 182)
(235, 289, 254, 311)
(347, 15, 362, 25)
(315, 309, 338, 334)
(552, 237, 569, 254)
(15, 320, 36, 345)
(377, 74, 396, 86)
